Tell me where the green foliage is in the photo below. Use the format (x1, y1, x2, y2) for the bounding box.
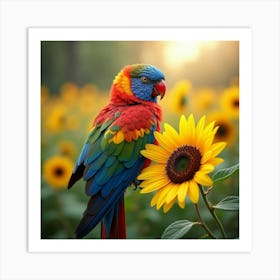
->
(213, 196, 239, 211)
(161, 220, 197, 239)
(212, 163, 239, 183)
(161, 162, 239, 239)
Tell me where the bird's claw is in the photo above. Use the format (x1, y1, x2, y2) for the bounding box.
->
(132, 179, 143, 190)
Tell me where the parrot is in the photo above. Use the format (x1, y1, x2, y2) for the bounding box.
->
(68, 64, 166, 239)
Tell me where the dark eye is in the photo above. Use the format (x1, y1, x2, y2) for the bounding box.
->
(140, 76, 151, 84)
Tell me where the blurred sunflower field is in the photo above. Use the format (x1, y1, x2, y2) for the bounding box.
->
(41, 41, 239, 239)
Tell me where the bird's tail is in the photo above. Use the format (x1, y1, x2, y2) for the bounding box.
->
(101, 197, 126, 239)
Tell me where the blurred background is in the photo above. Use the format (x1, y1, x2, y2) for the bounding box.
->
(41, 41, 239, 239)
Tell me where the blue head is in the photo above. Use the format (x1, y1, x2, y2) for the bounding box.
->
(129, 64, 166, 102)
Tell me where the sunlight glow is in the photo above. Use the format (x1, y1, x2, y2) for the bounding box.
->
(165, 41, 217, 65)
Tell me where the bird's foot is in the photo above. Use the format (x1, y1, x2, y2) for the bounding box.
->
(132, 179, 143, 190)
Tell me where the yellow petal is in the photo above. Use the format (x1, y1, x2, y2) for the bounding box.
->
(194, 172, 213, 186)
(187, 114, 196, 146)
(140, 148, 168, 163)
(199, 163, 214, 174)
(212, 126, 219, 135)
(210, 142, 227, 157)
(179, 115, 189, 144)
(187, 113, 195, 124)
(200, 137, 214, 154)
(204, 120, 216, 135)
(156, 185, 173, 209)
(162, 131, 179, 148)
(164, 122, 179, 137)
(202, 127, 218, 150)
(195, 116, 210, 150)
(201, 150, 213, 164)
(165, 184, 178, 204)
(196, 115, 206, 136)
(178, 197, 186, 209)
(163, 198, 177, 213)
(188, 180, 199, 203)
(151, 191, 161, 207)
(137, 164, 165, 180)
(154, 131, 176, 152)
(179, 115, 188, 133)
(196, 121, 215, 148)
(207, 157, 224, 166)
(145, 144, 170, 157)
(164, 123, 180, 145)
(177, 181, 189, 205)
(140, 177, 170, 193)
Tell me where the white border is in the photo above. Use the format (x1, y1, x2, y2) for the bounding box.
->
(28, 27, 252, 253)
(1, 1, 279, 279)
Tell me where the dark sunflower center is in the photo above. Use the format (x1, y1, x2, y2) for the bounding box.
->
(179, 95, 187, 107)
(232, 99, 239, 108)
(53, 167, 64, 177)
(175, 155, 190, 172)
(217, 124, 229, 137)
(166, 146, 202, 184)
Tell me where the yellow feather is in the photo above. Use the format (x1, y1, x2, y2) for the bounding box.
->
(113, 71, 133, 95)
(112, 131, 125, 144)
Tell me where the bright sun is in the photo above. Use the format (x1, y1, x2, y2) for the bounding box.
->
(165, 41, 217, 65)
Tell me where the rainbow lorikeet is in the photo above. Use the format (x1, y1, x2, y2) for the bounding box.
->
(68, 64, 166, 239)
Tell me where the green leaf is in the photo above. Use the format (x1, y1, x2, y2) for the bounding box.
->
(212, 163, 239, 183)
(213, 196, 239, 211)
(161, 220, 196, 239)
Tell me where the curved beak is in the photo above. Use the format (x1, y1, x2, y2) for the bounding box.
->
(152, 79, 166, 100)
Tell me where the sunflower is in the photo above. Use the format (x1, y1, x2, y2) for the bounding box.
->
(192, 88, 216, 113)
(45, 104, 66, 133)
(220, 86, 239, 119)
(80, 83, 98, 96)
(60, 82, 79, 105)
(207, 111, 237, 147)
(138, 114, 226, 212)
(65, 114, 80, 131)
(78, 84, 99, 115)
(58, 140, 77, 158)
(170, 80, 192, 114)
(43, 156, 74, 189)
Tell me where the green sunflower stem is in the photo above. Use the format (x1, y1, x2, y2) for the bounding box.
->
(194, 203, 216, 239)
(198, 184, 227, 239)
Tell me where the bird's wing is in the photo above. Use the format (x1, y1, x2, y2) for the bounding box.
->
(68, 105, 156, 237)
